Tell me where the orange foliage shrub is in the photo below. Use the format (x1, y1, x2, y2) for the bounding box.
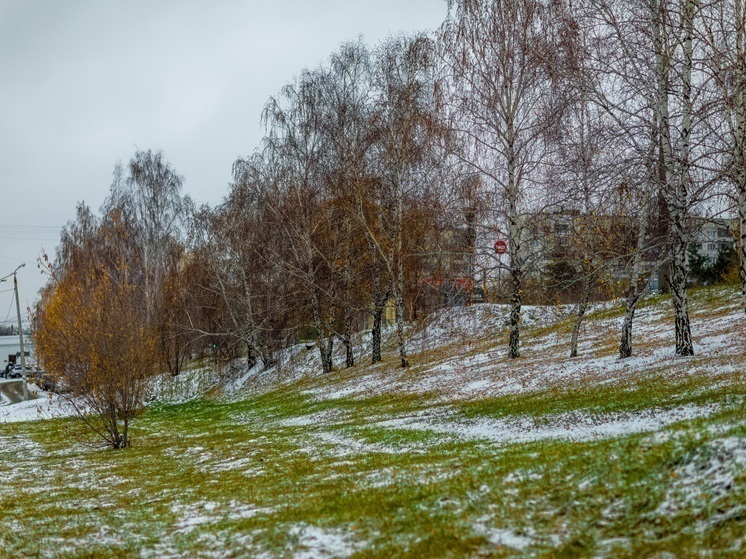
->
(34, 265, 158, 449)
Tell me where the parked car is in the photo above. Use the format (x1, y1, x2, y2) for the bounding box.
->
(8, 364, 37, 379)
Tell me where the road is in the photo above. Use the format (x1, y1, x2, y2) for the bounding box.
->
(0, 378, 37, 405)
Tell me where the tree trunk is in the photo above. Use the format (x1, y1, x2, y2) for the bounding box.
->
(740, 189, 746, 314)
(669, 0, 694, 356)
(122, 418, 129, 449)
(619, 297, 637, 359)
(737, 0, 746, 314)
(341, 318, 354, 369)
(620, 274, 652, 359)
(344, 338, 354, 368)
(395, 291, 408, 368)
(508, 270, 522, 359)
(506, 118, 521, 360)
(653, 0, 694, 356)
(670, 225, 694, 355)
(394, 172, 408, 368)
(619, 187, 655, 359)
(261, 347, 275, 370)
(570, 277, 591, 358)
(318, 338, 334, 374)
(246, 338, 258, 370)
(371, 300, 385, 364)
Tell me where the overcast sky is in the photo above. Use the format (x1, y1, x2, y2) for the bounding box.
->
(0, 0, 447, 328)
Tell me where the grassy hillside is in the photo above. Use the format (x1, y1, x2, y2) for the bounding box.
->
(0, 287, 744, 558)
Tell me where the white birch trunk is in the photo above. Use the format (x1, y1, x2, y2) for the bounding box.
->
(620, 196, 653, 359)
(653, 0, 694, 356)
(736, 0, 746, 314)
(507, 117, 522, 360)
(570, 276, 591, 358)
(394, 172, 408, 368)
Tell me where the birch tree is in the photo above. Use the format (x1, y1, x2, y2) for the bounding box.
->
(369, 34, 441, 368)
(701, 0, 746, 313)
(652, 0, 696, 355)
(318, 40, 376, 367)
(583, 0, 716, 356)
(440, 0, 556, 358)
(106, 150, 189, 321)
(261, 69, 345, 374)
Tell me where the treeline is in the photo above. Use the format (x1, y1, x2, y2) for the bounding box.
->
(32, 0, 744, 447)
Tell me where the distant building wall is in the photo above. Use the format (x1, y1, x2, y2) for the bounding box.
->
(0, 335, 34, 364)
(690, 219, 737, 264)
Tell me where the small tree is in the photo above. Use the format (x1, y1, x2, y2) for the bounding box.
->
(34, 212, 159, 449)
(688, 243, 737, 285)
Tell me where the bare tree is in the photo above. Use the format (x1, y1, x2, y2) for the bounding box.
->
(440, 0, 558, 358)
(701, 0, 746, 313)
(368, 34, 442, 367)
(581, 0, 721, 356)
(652, 0, 696, 355)
(538, 3, 624, 357)
(261, 68, 346, 374)
(106, 149, 190, 321)
(318, 40, 377, 367)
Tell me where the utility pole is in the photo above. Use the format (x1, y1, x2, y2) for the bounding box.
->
(13, 264, 28, 400)
(1, 264, 30, 400)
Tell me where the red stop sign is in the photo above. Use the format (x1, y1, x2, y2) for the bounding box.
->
(494, 240, 507, 254)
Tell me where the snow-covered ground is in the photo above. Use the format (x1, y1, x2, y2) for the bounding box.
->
(0, 362, 222, 423)
(0, 384, 74, 423)
(3, 290, 743, 447)
(220, 291, 744, 447)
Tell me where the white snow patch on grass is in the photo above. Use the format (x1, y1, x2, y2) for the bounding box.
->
(288, 524, 362, 559)
(657, 436, 746, 519)
(0, 388, 77, 423)
(473, 516, 533, 550)
(172, 500, 276, 534)
(376, 403, 720, 445)
(312, 430, 407, 456)
(278, 409, 348, 428)
(147, 364, 223, 404)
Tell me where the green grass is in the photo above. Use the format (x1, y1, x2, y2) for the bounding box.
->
(0, 285, 744, 558)
(458, 367, 745, 421)
(1, 391, 743, 558)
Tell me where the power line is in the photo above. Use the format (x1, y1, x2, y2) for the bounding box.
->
(2, 291, 13, 328)
(0, 225, 62, 242)
(0, 225, 62, 231)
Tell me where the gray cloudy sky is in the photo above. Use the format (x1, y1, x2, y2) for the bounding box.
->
(0, 0, 446, 326)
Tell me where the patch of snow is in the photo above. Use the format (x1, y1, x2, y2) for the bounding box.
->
(278, 409, 347, 428)
(311, 430, 406, 456)
(0, 389, 77, 423)
(473, 517, 533, 550)
(407, 303, 573, 355)
(147, 363, 225, 404)
(287, 524, 362, 559)
(375, 404, 720, 445)
(656, 437, 746, 519)
(485, 529, 532, 549)
(171, 501, 275, 535)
